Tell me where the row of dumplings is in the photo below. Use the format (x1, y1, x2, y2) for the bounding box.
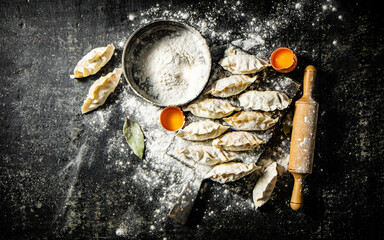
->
(177, 84, 291, 152)
(177, 141, 277, 209)
(176, 48, 283, 208)
(70, 43, 123, 114)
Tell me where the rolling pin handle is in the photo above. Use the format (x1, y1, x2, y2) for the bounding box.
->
(302, 65, 317, 99)
(290, 173, 307, 210)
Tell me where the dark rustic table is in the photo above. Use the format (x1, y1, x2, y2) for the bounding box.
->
(1, 0, 383, 239)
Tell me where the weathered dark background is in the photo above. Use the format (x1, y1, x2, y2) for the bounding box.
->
(1, 0, 383, 239)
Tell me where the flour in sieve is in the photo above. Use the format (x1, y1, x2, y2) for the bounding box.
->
(133, 29, 209, 105)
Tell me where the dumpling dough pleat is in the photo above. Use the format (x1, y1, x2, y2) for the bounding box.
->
(219, 55, 270, 74)
(238, 90, 291, 111)
(204, 75, 257, 98)
(178, 145, 237, 166)
(183, 98, 241, 119)
(81, 68, 123, 114)
(176, 119, 229, 141)
(252, 162, 278, 209)
(206, 162, 261, 184)
(212, 131, 265, 151)
(71, 44, 115, 78)
(223, 111, 279, 131)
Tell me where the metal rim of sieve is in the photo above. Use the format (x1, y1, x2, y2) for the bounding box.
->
(121, 20, 212, 107)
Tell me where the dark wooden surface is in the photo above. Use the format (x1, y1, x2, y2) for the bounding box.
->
(1, 0, 383, 239)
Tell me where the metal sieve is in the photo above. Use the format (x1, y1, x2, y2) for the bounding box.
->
(122, 20, 212, 107)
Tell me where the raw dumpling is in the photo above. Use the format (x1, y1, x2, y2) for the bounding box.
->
(81, 68, 123, 113)
(206, 162, 261, 184)
(71, 44, 115, 78)
(238, 90, 291, 111)
(204, 75, 257, 98)
(212, 131, 265, 151)
(183, 98, 241, 119)
(252, 162, 278, 209)
(178, 145, 237, 166)
(219, 55, 270, 74)
(176, 119, 229, 141)
(223, 111, 279, 131)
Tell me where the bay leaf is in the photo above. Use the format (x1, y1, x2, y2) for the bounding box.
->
(123, 117, 145, 159)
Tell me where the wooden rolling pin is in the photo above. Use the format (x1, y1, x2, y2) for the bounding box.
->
(288, 65, 319, 210)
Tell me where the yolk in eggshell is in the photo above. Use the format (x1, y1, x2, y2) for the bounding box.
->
(160, 107, 185, 131)
(272, 48, 294, 69)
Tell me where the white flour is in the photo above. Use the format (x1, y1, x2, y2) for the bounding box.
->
(133, 29, 210, 105)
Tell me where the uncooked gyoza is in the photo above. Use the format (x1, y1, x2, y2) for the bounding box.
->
(252, 162, 278, 209)
(183, 98, 241, 119)
(212, 131, 265, 151)
(204, 75, 257, 98)
(71, 44, 115, 78)
(176, 119, 229, 141)
(219, 54, 270, 74)
(81, 68, 122, 114)
(238, 90, 291, 111)
(178, 145, 237, 166)
(223, 111, 279, 131)
(206, 162, 261, 184)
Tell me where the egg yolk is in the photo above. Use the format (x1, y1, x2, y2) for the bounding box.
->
(273, 49, 294, 69)
(161, 107, 184, 131)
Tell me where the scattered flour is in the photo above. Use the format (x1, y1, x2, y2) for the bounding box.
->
(59, 0, 344, 236)
(114, 0, 342, 234)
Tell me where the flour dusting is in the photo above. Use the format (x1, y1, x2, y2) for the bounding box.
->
(56, 0, 344, 237)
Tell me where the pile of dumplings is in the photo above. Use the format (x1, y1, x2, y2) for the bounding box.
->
(70, 43, 123, 114)
(177, 47, 290, 209)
